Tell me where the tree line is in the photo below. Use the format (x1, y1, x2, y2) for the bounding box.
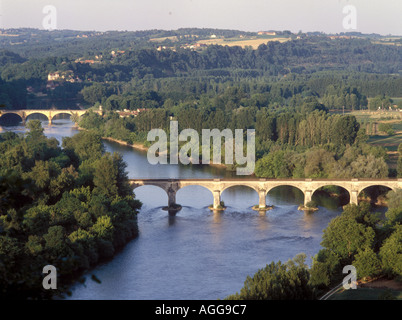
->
(78, 96, 395, 179)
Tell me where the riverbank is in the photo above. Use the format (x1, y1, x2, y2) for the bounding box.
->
(100, 133, 229, 169)
(102, 136, 149, 152)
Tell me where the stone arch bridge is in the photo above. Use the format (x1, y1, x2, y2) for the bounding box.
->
(129, 178, 401, 211)
(0, 109, 101, 124)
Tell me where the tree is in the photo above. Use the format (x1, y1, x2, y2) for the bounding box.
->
(43, 225, 72, 260)
(308, 261, 330, 289)
(25, 120, 44, 140)
(0, 235, 22, 295)
(385, 189, 402, 227)
(303, 148, 335, 178)
(352, 248, 381, 280)
(91, 216, 114, 242)
(80, 83, 107, 105)
(62, 131, 104, 162)
(310, 248, 341, 287)
(112, 152, 133, 197)
(22, 205, 51, 235)
(379, 225, 402, 278)
(225, 254, 315, 300)
(321, 205, 375, 263)
(93, 153, 118, 198)
(78, 111, 105, 134)
(332, 115, 359, 146)
(348, 155, 389, 178)
(254, 150, 293, 178)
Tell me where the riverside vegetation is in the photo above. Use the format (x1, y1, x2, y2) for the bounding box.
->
(225, 192, 402, 300)
(0, 120, 141, 299)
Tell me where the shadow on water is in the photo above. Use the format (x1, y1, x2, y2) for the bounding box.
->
(312, 188, 350, 209)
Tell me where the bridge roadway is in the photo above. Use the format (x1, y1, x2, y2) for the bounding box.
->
(129, 178, 402, 211)
(0, 109, 101, 124)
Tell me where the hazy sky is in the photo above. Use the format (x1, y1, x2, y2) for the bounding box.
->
(1, 0, 401, 35)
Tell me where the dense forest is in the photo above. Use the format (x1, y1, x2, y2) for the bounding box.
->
(0, 120, 141, 299)
(0, 31, 402, 110)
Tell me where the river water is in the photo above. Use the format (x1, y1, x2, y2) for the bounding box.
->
(2, 119, 346, 300)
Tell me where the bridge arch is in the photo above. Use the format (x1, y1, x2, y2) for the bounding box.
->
(358, 184, 397, 195)
(0, 112, 23, 124)
(131, 184, 169, 208)
(311, 185, 350, 209)
(131, 183, 170, 194)
(50, 111, 84, 122)
(266, 184, 305, 205)
(221, 184, 260, 209)
(176, 185, 214, 208)
(358, 185, 393, 205)
(25, 112, 50, 123)
(51, 112, 73, 121)
(221, 183, 260, 194)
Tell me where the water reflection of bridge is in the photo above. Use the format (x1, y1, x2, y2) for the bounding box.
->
(129, 178, 401, 212)
(0, 109, 100, 124)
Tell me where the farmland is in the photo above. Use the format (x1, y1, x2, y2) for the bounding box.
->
(196, 36, 291, 49)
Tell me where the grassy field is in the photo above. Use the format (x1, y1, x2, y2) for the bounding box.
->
(367, 134, 401, 152)
(149, 36, 179, 42)
(197, 37, 290, 49)
(345, 110, 401, 169)
(349, 110, 402, 122)
(391, 97, 402, 104)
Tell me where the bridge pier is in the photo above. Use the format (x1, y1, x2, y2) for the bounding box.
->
(213, 190, 221, 209)
(258, 190, 266, 208)
(350, 190, 359, 205)
(162, 185, 182, 214)
(304, 190, 313, 206)
(168, 189, 177, 207)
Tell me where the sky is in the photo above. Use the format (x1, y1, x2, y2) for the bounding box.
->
(0, 0, 401, 35)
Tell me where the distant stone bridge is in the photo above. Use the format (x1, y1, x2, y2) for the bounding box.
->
(129, 178, 402, 211)
(0, 109, 101, 124)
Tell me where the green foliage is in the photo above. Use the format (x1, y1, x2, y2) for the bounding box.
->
(385, 189, 402, 226)
(80, 83, 107, 105)
(321, 204, 376, 263)
(369, 95, 393, 111)
(62, 130, 104, 162)
(254, 150, 293, 178)
(379, 225, 402, 278)
(225, 254, 315, 300)
(0, 129, 141, 299)
(310, 200, 402, 289)
(352, 248, 381, 280)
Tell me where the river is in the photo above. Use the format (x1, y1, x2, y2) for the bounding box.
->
(2, 119, 346, 300)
